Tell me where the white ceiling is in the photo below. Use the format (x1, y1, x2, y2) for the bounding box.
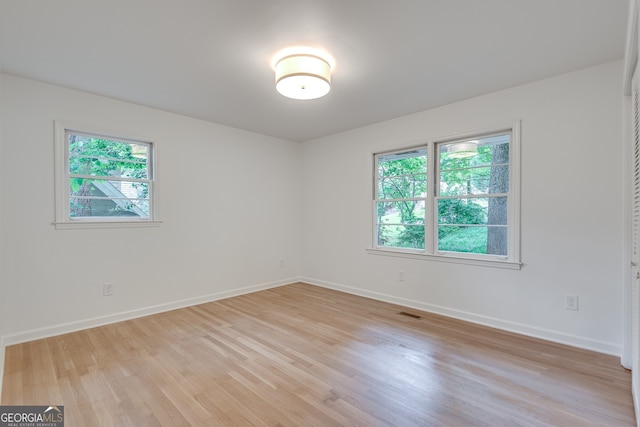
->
(0, 0, 629, 142)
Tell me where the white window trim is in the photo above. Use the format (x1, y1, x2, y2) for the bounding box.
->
(53, 120, 162, 230)
(368, 121, 521, 269)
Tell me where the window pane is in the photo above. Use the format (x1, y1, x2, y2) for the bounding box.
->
(438, 197, 507, 225)
(69, 135, 148, 158)
(438, 225, 507, 255)
(377, 201, 425, 224)
(439, 165, 508, 196)
(69, 178, 149, 217)
(378, 174, 427, 199)
(377, 149, 427, 199)
(70, 178, 149, 198)
(70, 155, 148, 179)
(68, 135, 149, 179)
(70, 198, 148, 218)
(378, 224, 425, 249)
(438, 225, 487, 253)
(439, 134, 509, 169)
(376, 200, 425, 249)
(439, 134, 510, 199)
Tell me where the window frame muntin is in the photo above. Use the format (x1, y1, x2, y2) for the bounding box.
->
(54, 120, 161, 229)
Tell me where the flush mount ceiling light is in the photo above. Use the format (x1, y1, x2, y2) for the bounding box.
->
(448, 141, 478, 159)
(273, 49, 333, 100)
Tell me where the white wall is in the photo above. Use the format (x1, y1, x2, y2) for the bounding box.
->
(0, 74, 302, 344)
(301, 61, 625, 355)
(0, 60, 626, 362)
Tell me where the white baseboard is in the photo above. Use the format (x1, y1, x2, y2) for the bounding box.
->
(2, 277, 302, 347)
(301, 277, 622, 356)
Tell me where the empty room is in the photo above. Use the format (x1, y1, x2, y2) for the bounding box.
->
(0, 1, 639, 425)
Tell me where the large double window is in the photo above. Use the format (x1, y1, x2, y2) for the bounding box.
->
(54, 121, 159, 228)
(372, 125, 520, 268)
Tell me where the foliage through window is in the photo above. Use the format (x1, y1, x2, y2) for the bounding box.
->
(373, 127, 519, 264)
(376, 148, 427, 249)
(54, 122, 157, 227)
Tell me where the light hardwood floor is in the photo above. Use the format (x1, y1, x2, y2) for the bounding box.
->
(1, 283, 635, 426)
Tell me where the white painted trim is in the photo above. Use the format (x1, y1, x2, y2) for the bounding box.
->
(2, 277, 302, 346)
(624, 0, 638, 96)
(53, 220, 163, 230)
(366, 248, 521, 270)
(634, 381, 640, 427)
(301, 277, 621, 356)
(625, 3, 640, 425)
(623, 93, 633, 370)
(0, 335, 5, 402)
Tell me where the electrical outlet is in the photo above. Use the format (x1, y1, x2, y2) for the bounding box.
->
(103, 283, 114, 296)
(565, 295, 578, 311)
(397, 270, 406, 281)
(279, 258, 285, 268)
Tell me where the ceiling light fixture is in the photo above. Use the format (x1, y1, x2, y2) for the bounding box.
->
(448, 141, 478, 159)
(274, 50, 332, 100)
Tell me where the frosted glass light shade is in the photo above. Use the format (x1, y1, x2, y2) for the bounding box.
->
(275, 54, 331, 100)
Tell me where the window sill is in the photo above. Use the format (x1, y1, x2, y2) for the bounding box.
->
(366, 248, 522, 270)
(53, 220, 163, 230)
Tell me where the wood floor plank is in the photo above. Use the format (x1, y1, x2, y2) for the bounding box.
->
(1, 282, 635, 426)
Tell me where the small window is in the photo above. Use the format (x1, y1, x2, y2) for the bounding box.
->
(54, 122, 159, 228)
(371, 124, 520, 268)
